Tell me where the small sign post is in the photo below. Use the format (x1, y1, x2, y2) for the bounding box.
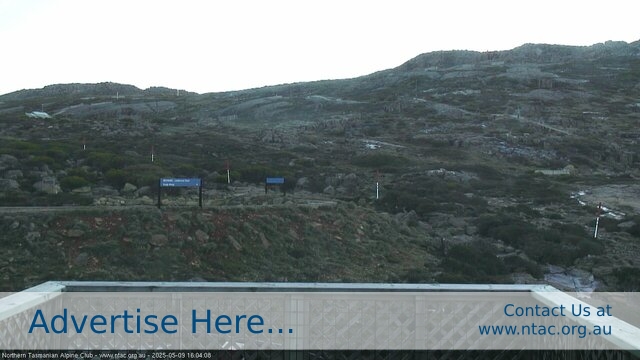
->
(265, 177, 285, 194)
(594, 202, 602, 239)
(158, 178, 203, 208)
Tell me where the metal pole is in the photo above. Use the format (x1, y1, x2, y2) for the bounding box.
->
(375, 170, 380, 200)
(157, 179, 162, 208)
(594, 203, 602, 238)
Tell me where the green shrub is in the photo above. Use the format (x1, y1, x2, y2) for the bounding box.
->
(105, 169, 127, 189)
(67, 168, 98, 182)
(612, 267, 640, 291)
(352, 153, 411, 168)
(26, 155, 55, 168)
(502, 255, 543, 279)
(122, 164, 171, 188)
(597, 217, 620, 233)
(475, 215, 594, 267)
(60, 176, 90, 191)
(87, 152, 126, 172)
(627, 222, 640, 238)
(439, 242, 508, 283)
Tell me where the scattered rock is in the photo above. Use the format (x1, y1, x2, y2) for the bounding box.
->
(150, 234, 168, 247)
(323, 185, 335, 195)
(394, 210, 419, 224)
(618, 221, 635, 229)
(228, 235, 242, 251)
(296, 177, 309, 190)
(25, 231, 41, 242)
(4, 170, 23, 179)
(135, 186, 152, 196)
(92, 186, 119, 196)
(139, 196, 154, 205)
(122, 183, 137, 193)
(71, 186, 91, 194)
(74, 252, 89, 266)
(195, 229, 209, 242)
(259, 233, 270, 248)
(65, 229, 85, 238)
(465, 225, 477, 235)
(33, 180, 61, 194)
(0, 179, 20, 190)
(0, 154, 19, 171)
(342, 173, 358, 189)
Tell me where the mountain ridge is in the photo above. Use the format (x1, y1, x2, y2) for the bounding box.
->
(2, 40, 638, 100)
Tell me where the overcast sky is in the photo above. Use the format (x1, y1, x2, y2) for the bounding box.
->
(0, 0, 638, 96)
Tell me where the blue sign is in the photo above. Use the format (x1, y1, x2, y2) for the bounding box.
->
(265, 177, 285, 184)
(160, 178, 201, 187)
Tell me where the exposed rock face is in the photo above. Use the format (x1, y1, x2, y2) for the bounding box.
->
(544, 266, 599, 292)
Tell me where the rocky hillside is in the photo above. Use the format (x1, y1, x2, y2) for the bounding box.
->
(1, 41, 639, 292)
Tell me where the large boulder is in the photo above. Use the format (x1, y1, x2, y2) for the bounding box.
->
(0, 154, 19, 171)
(4, 170, 23, 179)
(0, 179, 20, 191)
(150, 234, 168, 247)
(92, 186, 119, 196)
(33, 179, 61, 194)
(122, 183, 137, 193)
(296, 177, 309, 191)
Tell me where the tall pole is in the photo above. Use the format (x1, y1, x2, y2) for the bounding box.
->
(157, 179, 162, 208)
(594, 202, 602, 238)
(375, 170, 380, 200)
(151, 145, 155, 163)
(226, 160, 230, 184)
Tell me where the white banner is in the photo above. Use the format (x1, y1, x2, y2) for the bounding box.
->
(0, 291, 638, 351)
